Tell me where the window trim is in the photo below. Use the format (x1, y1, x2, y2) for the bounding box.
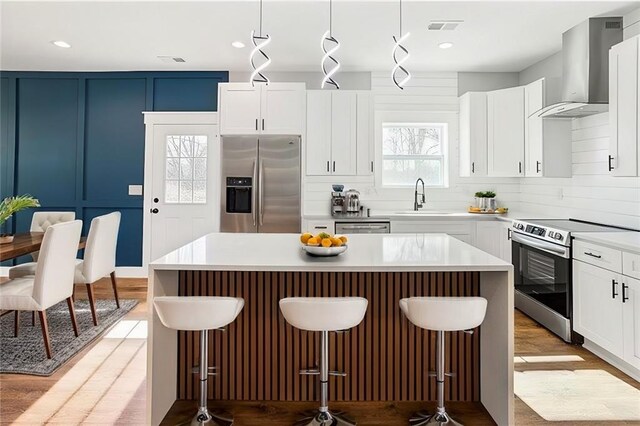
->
(380, 121, 448, 188)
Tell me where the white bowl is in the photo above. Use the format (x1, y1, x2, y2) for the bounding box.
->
(302, 245, 347, 257)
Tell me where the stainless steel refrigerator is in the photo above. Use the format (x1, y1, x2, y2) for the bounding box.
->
(220, 135, 301, 233)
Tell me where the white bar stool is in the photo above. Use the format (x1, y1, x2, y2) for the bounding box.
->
(154, 296, 244, 426)
(279, 297, 368, 426)
(399, 297, 488, 426)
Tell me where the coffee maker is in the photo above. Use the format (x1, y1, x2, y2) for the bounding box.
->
(344, 189, 361, 213)
(330, 185, 345, 216)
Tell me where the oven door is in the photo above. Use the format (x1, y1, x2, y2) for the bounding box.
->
(512, 232, 571, 316)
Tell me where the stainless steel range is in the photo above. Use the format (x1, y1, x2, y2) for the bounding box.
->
(511, 219, 628, 343)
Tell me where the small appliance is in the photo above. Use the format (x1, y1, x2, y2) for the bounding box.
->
(331, 191, 345, 216)
(344, 189, 361, 213)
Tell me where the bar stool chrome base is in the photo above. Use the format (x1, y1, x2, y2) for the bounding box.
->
(295, 410, 356, 426)
(190, 408, 233, 426)
(409, 409, 462, 426)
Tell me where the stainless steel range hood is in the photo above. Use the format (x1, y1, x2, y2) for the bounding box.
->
(538, 17, 622, 119)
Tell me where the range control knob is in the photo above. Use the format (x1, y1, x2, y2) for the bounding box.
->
(555, 234, 564, 241)
(548, 231, 555, 238)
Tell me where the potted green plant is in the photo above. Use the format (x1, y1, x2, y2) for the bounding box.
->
(0, 195, 40, 244)
(474, 191, 497, 211)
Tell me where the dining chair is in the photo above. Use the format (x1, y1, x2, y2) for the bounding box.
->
(76, 212, 121, 326)
(0, 220, 83, 358)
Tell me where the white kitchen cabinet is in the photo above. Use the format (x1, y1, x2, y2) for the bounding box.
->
(609, 35, 639, 177)
(219, 82, 305, 135)
(306, 91, 332, 175)
(306, 90, 370, 176)
(487, 86, 525, 177)
(573, 260, 624, 358)
(331, 92, 357, 175)
(459, 92, 487, 177)
(524, 79, 572, 178)
(356, 92, 374, 176)
(623, 275, 640, 369)
(302, 219, 335, 234)
(475, 220, 512, 263)
(391, 221, 475, 245)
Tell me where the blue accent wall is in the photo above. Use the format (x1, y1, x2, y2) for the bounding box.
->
(0, 71, 228, 266)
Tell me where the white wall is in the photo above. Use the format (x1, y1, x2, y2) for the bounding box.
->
(458, 72, 519, 96)
(624, 7, 640, 40)
(519, 113, 640, 230)
(303, 72, 521, 215)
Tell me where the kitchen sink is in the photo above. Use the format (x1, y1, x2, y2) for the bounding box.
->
(393, 210, 466, 216)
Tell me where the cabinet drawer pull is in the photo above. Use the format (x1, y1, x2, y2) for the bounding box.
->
(608, 155, 614, 171)
(612, 279, 618, 299)
(314, 226, 328, 230)
(584, 252, 602, 259)
(622, 283, 629, 303)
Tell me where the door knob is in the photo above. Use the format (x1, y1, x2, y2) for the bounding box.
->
(150, 208, 159, 214)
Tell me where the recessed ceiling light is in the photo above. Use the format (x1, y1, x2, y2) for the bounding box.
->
(51, 40, 71, 48)
(232, 41, 245, 49)
(439, 42, 454, 49)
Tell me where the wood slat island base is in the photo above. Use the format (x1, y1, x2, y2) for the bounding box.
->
(148, 233, 514, 425)
(161, 400, 496, 425)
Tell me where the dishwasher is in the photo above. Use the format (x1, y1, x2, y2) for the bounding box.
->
(335, 221, 390, 234)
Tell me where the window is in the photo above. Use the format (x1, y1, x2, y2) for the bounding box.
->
(381, 123, 447, 187)
(165, 135, 208, 203)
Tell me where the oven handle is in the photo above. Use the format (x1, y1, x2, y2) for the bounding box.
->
(511, 232, 570, 259)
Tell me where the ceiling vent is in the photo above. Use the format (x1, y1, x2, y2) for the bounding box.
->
(158, 56, 186, 63)
(428, 20, 463, 31)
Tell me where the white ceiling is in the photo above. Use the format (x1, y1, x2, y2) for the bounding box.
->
(1, 0, 638, 73)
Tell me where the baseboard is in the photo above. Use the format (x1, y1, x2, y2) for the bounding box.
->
(583, 339, 640, 382)
(0, 266, 147, 278)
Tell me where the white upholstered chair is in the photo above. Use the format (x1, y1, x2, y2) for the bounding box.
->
(9, 212, 121, 326)
(0, 220, 83, 359)
(27, 211, 76, 262)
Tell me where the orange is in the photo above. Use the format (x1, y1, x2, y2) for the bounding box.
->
(331, 237, 343, 247)
(307, 237, 320, 246)
(339, 235, 348, 244)
(300, 233, 313, 244)
(321, 238, 332, 248)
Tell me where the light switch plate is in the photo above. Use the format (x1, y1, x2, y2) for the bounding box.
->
(128, 185, 143, 196)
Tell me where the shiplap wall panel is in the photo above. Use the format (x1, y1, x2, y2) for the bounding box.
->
(177, 270, 481, 402)
(303, 72, 521, 216)
(520, 112, 640, 229)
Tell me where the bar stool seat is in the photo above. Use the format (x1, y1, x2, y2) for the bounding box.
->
(280, 297, 368, 426)
(154, 296, 244, 426)
(400, 297, 487, 426)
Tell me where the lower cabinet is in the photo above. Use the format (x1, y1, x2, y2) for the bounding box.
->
(573, 260, 624, 357)
(623, 275, 640, 369)
(475, 220, 512, 263)
(303, 219, 335, 234)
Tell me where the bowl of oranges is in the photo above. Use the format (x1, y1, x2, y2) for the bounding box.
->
(300, 232, 348, 257)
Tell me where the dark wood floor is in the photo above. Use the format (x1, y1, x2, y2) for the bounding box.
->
(1, 279, 639, 425)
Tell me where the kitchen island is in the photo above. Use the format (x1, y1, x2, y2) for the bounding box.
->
(147, 233, 514, 425)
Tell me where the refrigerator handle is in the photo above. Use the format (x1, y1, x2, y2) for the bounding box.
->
(252, 160, 257, 227)
(259, 159, 265, 226)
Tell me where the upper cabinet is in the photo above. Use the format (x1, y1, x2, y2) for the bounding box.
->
(306, 90, 372, 176)
(218, 82, 305, 135)
(459, 92, 487, 177)
(524, 78, 572, 178)
(487, 86, 525, 177)
(609, 35, 639, 177)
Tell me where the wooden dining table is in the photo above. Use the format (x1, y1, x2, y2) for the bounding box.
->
(0, 232, 86, 262)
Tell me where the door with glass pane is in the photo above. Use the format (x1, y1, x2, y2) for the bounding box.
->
(150, 124, 219, 262)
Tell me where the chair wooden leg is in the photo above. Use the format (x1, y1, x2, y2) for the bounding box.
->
(72, 284, 75, 302)
(38, 310, 52, 359)
(110, 271, 120, 309)
(14, 311, 19, 338)
(31, 311, 35, 326)
(67, 297, 79, 337)
(86, 283, 98, 326)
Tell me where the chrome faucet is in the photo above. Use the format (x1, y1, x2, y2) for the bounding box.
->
(414, 178, 425, 211)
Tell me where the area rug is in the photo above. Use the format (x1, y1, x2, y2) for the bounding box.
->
(515, 369, 640, 421)
(0, 299, 138, 376)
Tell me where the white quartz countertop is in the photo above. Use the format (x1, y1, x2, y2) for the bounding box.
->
(573, 231, 640, 253)
(150, 232, 513, 272)
(305, 210, 559, 223)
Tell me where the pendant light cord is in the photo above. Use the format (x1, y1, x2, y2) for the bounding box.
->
(399, 0, 402, 35)
(329, 0, 333, 36)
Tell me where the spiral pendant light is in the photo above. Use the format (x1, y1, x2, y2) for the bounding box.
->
(249, 0, 271, 85)
(391, 0, 411, 89)
(321, 0, 340, 89)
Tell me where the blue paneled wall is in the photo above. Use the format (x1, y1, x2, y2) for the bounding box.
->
(0, 71, 228, 266)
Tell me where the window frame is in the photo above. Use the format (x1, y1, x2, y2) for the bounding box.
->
(164, 134, 209, 204)
(379, 120, 449, 189)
